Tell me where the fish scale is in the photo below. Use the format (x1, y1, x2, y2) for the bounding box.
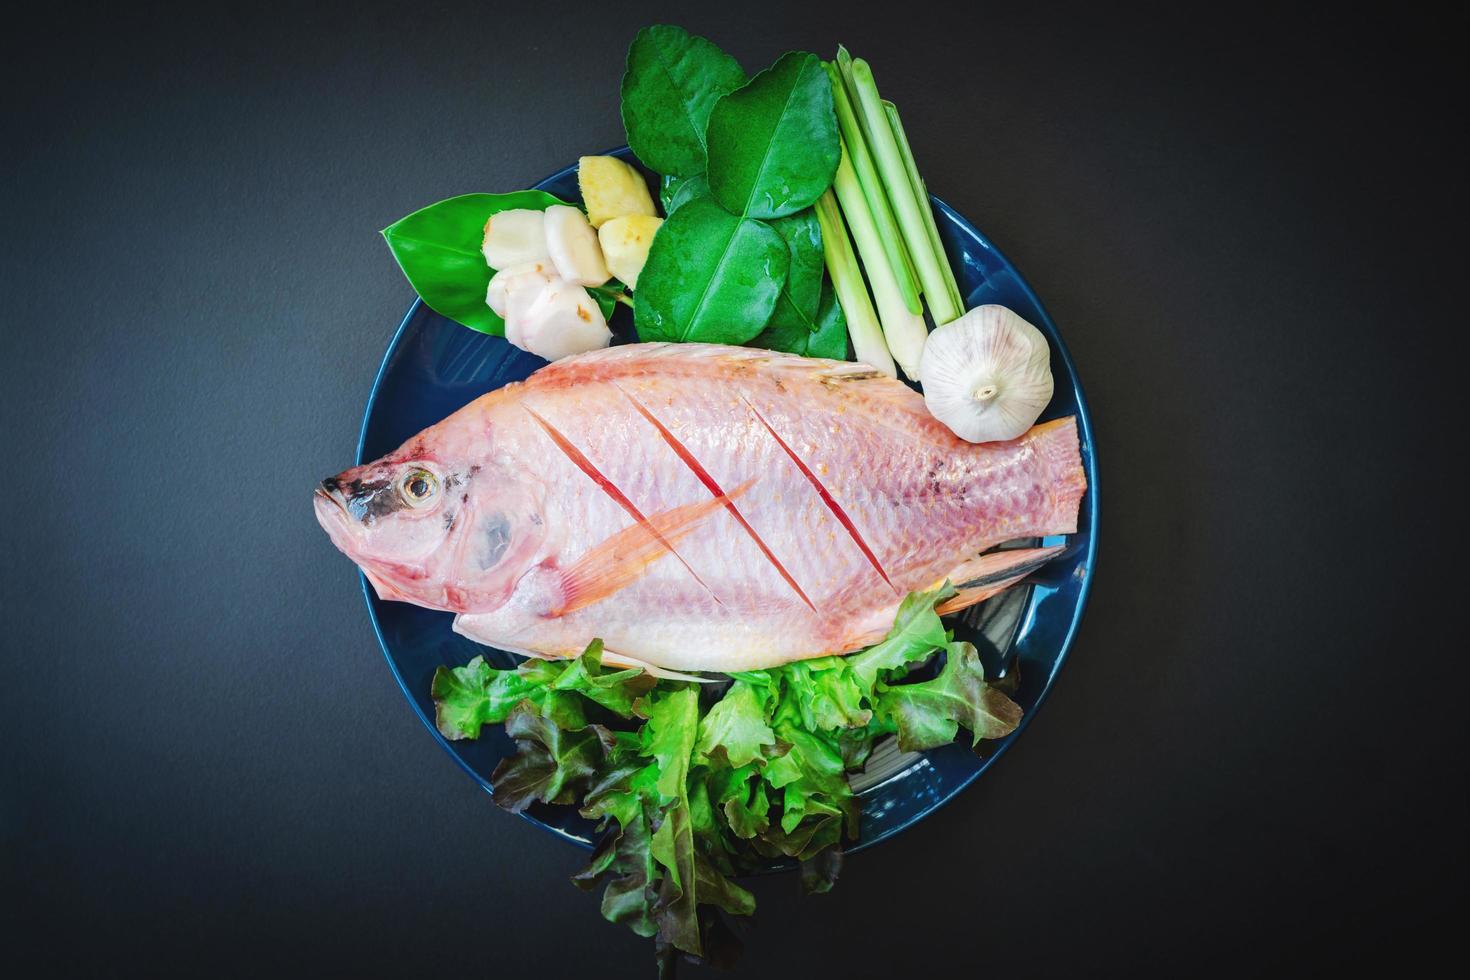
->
(315, 343, 1087, 673)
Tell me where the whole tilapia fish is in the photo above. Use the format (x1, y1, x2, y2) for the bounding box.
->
(315, 343, 1086, 674)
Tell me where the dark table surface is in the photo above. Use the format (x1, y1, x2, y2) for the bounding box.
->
(3, 2, 1462, 975)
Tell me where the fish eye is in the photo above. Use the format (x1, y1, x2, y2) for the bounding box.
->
(400, 468, 438, 507)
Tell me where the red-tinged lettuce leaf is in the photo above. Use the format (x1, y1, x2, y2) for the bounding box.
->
(573, 800, 661, 938)
(878, 641, 1024, 751)
(695, 681, 775, 768)
(844, 582, 956, 691)
(800, 846, 843, 896)
(489, 702, 617, 813)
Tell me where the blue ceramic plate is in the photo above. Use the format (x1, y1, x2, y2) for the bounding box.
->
(356, 147, 1098, 856)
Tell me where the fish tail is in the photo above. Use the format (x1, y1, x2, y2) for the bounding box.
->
(1026, 416, 1088, 535)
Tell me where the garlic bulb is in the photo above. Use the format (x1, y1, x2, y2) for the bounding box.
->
(918, 305, 1054, 443)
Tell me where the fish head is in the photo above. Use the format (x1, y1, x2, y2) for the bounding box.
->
(314, 448, 547, 613)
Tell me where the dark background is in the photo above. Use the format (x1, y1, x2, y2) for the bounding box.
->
(2, 1, 1463, 975)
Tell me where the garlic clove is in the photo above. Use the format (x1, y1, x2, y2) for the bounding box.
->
(918, 305, 1055, 443)
(503, 274, 559, 349)
(482, 209, 551, 269)
(506, 280, 611, 361)
(485, 260, 557, 318)
(543, 204, 611, 287)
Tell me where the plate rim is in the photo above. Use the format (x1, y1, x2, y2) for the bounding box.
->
(354, 149, 1100, 860)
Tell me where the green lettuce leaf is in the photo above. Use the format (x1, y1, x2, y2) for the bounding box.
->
(550, 640, 656, 717)
(430, 641, 652, 740)
(878, 641, 1024, 751)
(845, 582, 955, 690)
(430, 655, 549, 739)
(776, 659, 871, 732)
(432, 581, 1028, 971)
(695, 681, 775, 767)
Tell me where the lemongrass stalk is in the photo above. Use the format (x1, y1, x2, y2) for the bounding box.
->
(814, 189, 895, 376)
(829, 140, 928, 379)
(835, 49, 918, 283)
(849, 58, 963, 325)
(824, 62, 921, 315)
(883, 98, 964, 314)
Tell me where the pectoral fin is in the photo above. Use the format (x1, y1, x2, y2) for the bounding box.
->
(933, 545, 1065, 616)
(598, 648, 716, 683)
(555, 482, 752, 616)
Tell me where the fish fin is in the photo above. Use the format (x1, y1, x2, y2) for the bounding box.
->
(599, 649, 718, 683)
(555, 483, 752, 616)
(452, 615, 716, 683)
(933, 545, 1066, 616)
(1024, 417, 1087, 535)
(522, 342, 910, 396)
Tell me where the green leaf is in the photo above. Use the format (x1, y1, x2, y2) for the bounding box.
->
(710, 766, 770, 839)
(633, 197, 788, 345)
(429, 655, 544, 739)
(695, 681, 776, 768)
(845, 582, 956, 691)
(620, 25, 747, 177)
(705, 52, 840, 219)
(639, 686, 700, 808)
(660, 173, 711, 215)
(574, 800, 660, 938)
(750, 277, 849, 360)
(878, 642, 1024, 751)
(430, 641, 652, 739)
(381, 190, 566, 336)
(550, 639, 656, 718)
(762, 724, 857, 853)
(778, 659, 871, 732)
(769, 208, 824, 322)
(488, 702, 613, 813)
(693, 852, 755, 918)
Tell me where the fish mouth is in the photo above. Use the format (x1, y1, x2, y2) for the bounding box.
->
(313, 480, 357, 551)
(315, 479, 349, 514)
